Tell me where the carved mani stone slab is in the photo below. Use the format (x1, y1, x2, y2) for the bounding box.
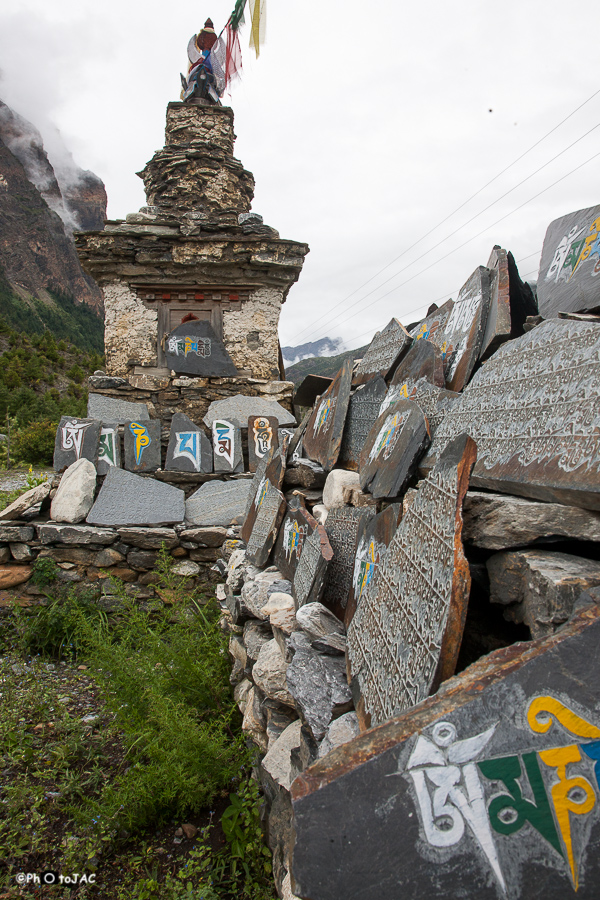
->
(242, 447, 286, 543)
(359, 400, 431, 499)
(423, 320, 600, 510)
(348, 433, 476, 729)
(537, 203, 600, 318)
(166, 412, 212, 473)
(123, 420, 162, 473)
(274, 505, 321, 582)
(322, 507, 374, 622)
(54, 417, 101, 472)
(245, 479, 286, 568)
(345, 503, 402, 628)
(339, 376, 388, 471)
(165, 319, 238, 377)
(186, 480, 252, 527)
(408, 297, 454, 345)
(87, 467, 184, 527)
(353, 318, 412, 386)
(292, 606, 600, 900)
(212, 419, 243, 473)
(303, 359, 353, 472)
(248, 415, 279, 472)
(292, 524, 334, 609)
(97, 423, 121, 477)
(389, 338, 445, 390)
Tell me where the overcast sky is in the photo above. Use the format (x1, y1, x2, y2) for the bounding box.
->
(0, 0, 599, 350)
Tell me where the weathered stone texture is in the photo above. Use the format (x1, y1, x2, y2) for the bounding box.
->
(103, 282, 158, 376)
(222, 288, 284, 379)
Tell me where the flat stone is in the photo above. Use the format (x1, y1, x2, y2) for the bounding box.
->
(51, 459, 97, 524)
(261, 720, 303, 791)
(87, 393, 149, 425)
(97, 423, 121, 477)
(388, 337, 445, 390)
(116, 527, 179, 549)
(318, 711, 360, 758)
(243, 620, 273, 662)
(212, 419, 243, 473)
(242, 686, 268, 753)
(339, 376, 388, 471)
(165, 319, 238, 377)
(284, 460, 326, 490)
(186, 480, 252, 527)
(293, 525, 333, 609)
(303, 359, 353, 472)
(164, 412, 212, 474)
(0, 525, 35, 542)
(353, 319, 412, 386)
(537, 203, 600, 318)
(9, 543, 34, 562)
(246, 481, 287, 567)
(253, 639, 294, 707)
(462, 490, 600, 549)
(179, 527, 227, 547)
(479, 248, 536, 362)
(0, 565, 32, 588)
(487, 549, 600, 638)
(423, 320, 600, 510)
(37, 524, 117, 545)
(0, 547, 10, 564)
(405, 378, 460, 435)
(0, 482, 51, 522)
(345, 503, 402, 627)
(53, 417, 101, 471)
(93, 547, 125, 567)
(408, 297, 455, 345)
(285, 632, 352, 741)
(123, 419, 162, 473)
(322, 507, 374, 621)
(171, 559, 200, 577)
(273, 505, 321, 583)
(203, 395, 296, 429)
(360, 400, 431, 499)
(348, 433, 476, 728)
(87, 468, 184, 527)
(248, 415, 279, 472)
(322, 470, 361, 511)
(88, 374, 128, 390)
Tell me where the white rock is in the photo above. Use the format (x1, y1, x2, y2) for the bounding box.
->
(171, 559, 200, 576)
(322, 470, 361, 510)
(234, 678, 252, 713)
(261, 719, 303, 791)
(241, 570, 285, 619)
(0, 481, 51, 522)
(311, 504, 328, 525)
(282, 873, 302, 900)
(51, 459, 97, 524)
(296, 602, 345, 640)
(318, 712, 360, 758)
(252, 639, 294, 707)
(242, 686, 268, 752)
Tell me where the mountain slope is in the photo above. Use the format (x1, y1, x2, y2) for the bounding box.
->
(285, 344, 368, 385)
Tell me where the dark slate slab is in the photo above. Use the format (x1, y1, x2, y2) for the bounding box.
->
(203, 395, 296, 429)
(388, 338, 445, 389)
(408, 297, 454, 343)
(123, 420, 162, 473)
(248, 415, 279, 472)
(87, 393, 149, 425)
(353, 318, 412, 386)
(345, 503, 402, 627)
(409, 378, 460, 435)
(185, 479, 253, 527)
(480, 246, 511, 361)
(303, 359, 353, 472)
(339, 376, 388, 472)
(287, 409, 311, 462)
(245, 479, 287, 567)
(212, 419, 243, 473)
(54, 417, 101, 472)
(294, 375, 334, 409)
(359, 400, 431, 499)
(348, 433, 476, 729)
(292, 525, 334, 609)
(292, 607, 600, 900)
(97, 423, 121, 477)
(537, 204, 600, 318)
(165, 319, 238, 377)
(87, 467, 184, 526)
(322, 507, 374, 622)
(273, 505, 321, 582)
(278, 428, 295, 459)
(242, 446, 286, 543)
(165, 412, 212, 473)
(423, 320, 600, 510)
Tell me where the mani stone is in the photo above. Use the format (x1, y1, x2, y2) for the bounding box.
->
(186, 479, 252, 527)
(97, 423, 121, 477)
(423, 320, 600, 510)
(408, 297, 454, 344)
(293, 524, 334, 609)
(274, 505, 321, 582)
(53, 417, 101, 471)
(87, 467, 184, 526)
(291, 605, 600, 900)
(0, 481, 51, 522)
(123, 419, 162, 473)
(339, 376, 388, 471)
(359, 400, 430, 499)
(165, 412, 212, 473)
(245, 480, 287, 567)
(303, 359, 353, 472)
(87, 393, 149, 425)
(353, 318, 412, 386)
(487, 549, 600, 639)
(462, 490, 600, 550)
(248, 415, 279, 473)
(322, 506, 374, 622)
(537, 203, 600, 318)
(388, 337, 445, 390)
(409, 378, 460, 435)
(203, 395, 296, 429)
(345, 503, 402, 627)
(479, 247, 536, 362)
(348, 433, 476, 729)
(165, 319, 238, 377)
(212, 419, 243, 473)
(51, 459, 97, 524)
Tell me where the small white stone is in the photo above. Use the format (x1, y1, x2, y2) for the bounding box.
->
(322, 470, 361, 510)
(171, 560, 200, 576)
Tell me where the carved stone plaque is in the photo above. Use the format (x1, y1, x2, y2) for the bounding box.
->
(292, 526, 334, 609)
(54, 417, 101, 472)
(345, 503, 402, 627)
(389, 338, 445, 389)
(353, 318, 412, 386)
(186, 479, 252, 527)
(359, 400, 430, 499)
(537, 204, 600, 318)
(322, 507, 374, 622)
(166, 412, 212, 473)
(212, 419, 243, 473)
(97, 423, 121, 477)
(245, 479, 286, 568)
(123, 420, 162, 473)
(408, 297, 454, 344)
(303, 358, 353, 472)
(165, 319, 238, 377)
(423, 320, 600, 510)
(410, 378, 460, 436)
(273, 505, 320, 582)
(348, 433, 476, 729)
(480, 246, 511, 361)
(339, 376, 388, 471)
(248, 415, 279, 472)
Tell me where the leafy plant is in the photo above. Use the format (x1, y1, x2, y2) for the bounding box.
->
(30, 555, 59, 587)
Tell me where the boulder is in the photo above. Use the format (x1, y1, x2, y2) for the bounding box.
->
(286, 632, 353, 740)
(51, 458, 97, 524)
(0, 565, 32, 588)
(318, 712, 360, 758)
(0, 481, 51, 522)
(261, 720, 303, 791)
(322, 470, 361, 510)
(253, 639, 294, 707)
(296, 602, 346, 654)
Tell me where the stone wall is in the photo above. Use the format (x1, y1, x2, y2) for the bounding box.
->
(102, 282, 158, 376)
(223, 288, 284, 380)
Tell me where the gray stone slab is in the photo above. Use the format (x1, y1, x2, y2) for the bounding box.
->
(123, 420, 162, 473)
(54, 417, 101, 471)
(293, 526, 334, 609)
(204, 395, 296, 429)
(88, 393, 149, 425)
(186, 479, 253, 527)
(97, 423, 121, 477)
(345, 503, 402, 627)
(285, 632, 352, 741)
(248, 415, 279, 472)
(37, 523, 118, 545)
(165, 319, 238, 377)
(117, 527, 179, 549)
(408, 297, 454, 343)
(359, 399, 431, 499)
(322, 507, 374, 622)
(353, 318, 412, 386)
(303, 359, 353, 472)
(538, 204, 600, 318)
(0, 525, 34, 542)
(339, 376, 388, 471)
(245, 480, 286, 567)
(212, 419, 243, 473)
(87, 468, 184, 527)
(165, 412, 212, 473)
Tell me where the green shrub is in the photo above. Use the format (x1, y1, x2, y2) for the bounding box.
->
(11, 419, 57, 465)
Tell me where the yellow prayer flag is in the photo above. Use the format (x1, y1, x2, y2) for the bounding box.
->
(248, 0, 266, 58)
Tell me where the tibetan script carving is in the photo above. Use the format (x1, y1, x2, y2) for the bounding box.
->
(353, 318, 412, 385)
(293, 526, 333, 609)
(245, 479, 286, 568)
(322, 507, 374, 621)
(304, 359, 353, 471)
(339, 375, 388, 471)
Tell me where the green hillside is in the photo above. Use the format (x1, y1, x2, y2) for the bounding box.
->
(285, 344, 368, 385)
